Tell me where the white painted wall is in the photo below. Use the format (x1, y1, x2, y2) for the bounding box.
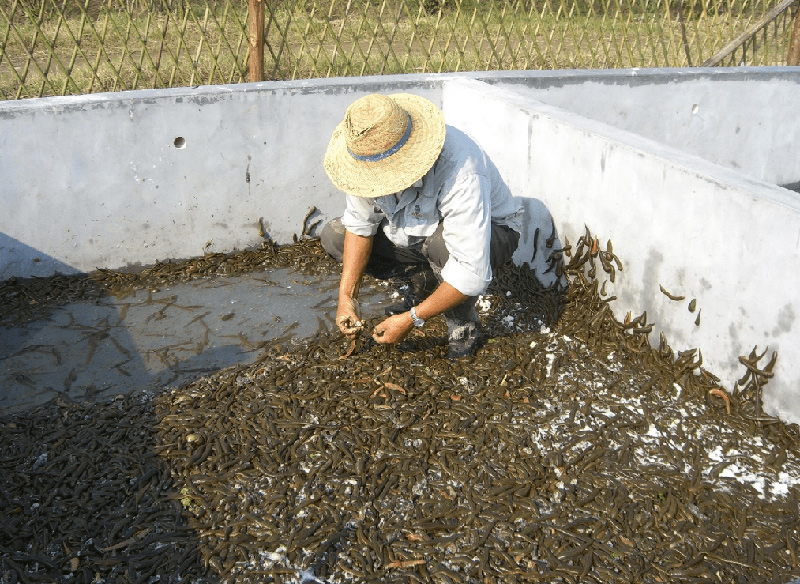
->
(479, 68, 800, 190)
(0, 77, 444, 278)
(443, 78, 800, 426)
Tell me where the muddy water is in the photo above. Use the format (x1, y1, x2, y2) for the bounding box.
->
(1, 268, 393, 414)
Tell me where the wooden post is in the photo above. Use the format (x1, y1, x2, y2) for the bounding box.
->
(248, 0, 265, 82)
(678, 1, 693, 67)
(788, 2, 800, 66)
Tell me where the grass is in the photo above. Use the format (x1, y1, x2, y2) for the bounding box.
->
(0, 0, 794, 100)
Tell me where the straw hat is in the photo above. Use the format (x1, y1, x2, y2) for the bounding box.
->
(324, 93, 446, 198)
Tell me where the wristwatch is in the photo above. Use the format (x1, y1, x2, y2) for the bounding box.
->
(409, 306, 425, 328)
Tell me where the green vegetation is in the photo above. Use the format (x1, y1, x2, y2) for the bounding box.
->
(0, 0, 793, 100)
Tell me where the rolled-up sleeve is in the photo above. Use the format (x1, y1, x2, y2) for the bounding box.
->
(341, 194, 383, 237)
(439, 169, 493, 297)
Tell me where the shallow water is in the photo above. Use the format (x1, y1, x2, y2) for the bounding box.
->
(0, 268, 393, 413)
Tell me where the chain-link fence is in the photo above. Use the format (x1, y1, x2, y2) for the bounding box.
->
(1, 0, 798, 100)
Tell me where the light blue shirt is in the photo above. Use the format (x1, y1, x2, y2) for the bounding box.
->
(342, 126, 523, 296)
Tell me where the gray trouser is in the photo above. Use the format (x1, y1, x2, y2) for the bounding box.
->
(320, 217, 519, 331)
(319, 218, 519, 275)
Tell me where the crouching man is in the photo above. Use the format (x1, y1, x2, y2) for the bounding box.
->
(320, 93, 522, 358)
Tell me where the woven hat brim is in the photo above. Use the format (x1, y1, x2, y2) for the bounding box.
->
(324, 93, 446, 198)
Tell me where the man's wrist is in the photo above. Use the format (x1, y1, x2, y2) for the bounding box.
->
(339, 289, 357, 302)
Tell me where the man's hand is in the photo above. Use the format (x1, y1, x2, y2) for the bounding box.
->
(336, 231, 372, 339)
(336, 297, 363, 338)
(372, 313, 413, 344)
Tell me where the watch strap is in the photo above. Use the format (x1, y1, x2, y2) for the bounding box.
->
(409, 306, 425, 327)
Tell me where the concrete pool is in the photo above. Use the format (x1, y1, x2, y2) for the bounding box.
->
(1, 66, 799, 423)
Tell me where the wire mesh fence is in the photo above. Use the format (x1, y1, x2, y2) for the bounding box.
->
(1, 0, 798, 100)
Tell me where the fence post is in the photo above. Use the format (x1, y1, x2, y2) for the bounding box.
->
(248, 0, 265, 82)
(789, 2, 800, 65)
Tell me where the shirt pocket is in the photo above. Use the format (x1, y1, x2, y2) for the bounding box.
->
(404, 193, 440, 236)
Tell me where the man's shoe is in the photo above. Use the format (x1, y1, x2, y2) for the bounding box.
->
(384, 299, 413, 316)
(365, 261, 409, 281)
(410, 268, 438, 298)
(385, 266, 437, 316)
(444, 295, 481, 358)
(447, 320, 482, 359)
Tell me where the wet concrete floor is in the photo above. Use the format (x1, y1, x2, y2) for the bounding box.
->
(0, 268, 394, 414)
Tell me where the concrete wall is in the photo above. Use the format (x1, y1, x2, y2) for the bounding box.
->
(2, 67, 799, 425)
(474, 68, 800, 190)
(443, 77, 800, 426)
(0, 77, 444, 278)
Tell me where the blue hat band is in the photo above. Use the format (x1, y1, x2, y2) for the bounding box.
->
(347, 113, 412, 162)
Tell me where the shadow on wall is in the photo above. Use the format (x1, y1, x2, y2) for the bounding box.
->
(781, 182, 800, 195)
(0, 231, 81, 281)
(513, 196, 567, 290)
